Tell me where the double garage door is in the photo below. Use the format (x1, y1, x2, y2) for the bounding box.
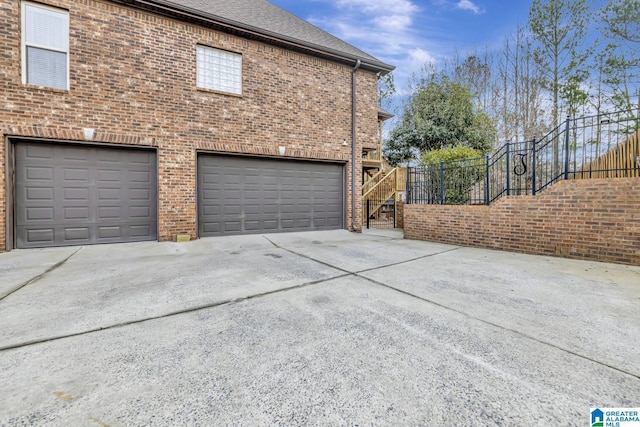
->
(12, 142, 344, 248)
(198, 155, 344, 237)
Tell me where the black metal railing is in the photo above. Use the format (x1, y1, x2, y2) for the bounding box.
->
(363, 197, 396, 229)
(407, 108, 640, 205)
(407, 157, 486, 205)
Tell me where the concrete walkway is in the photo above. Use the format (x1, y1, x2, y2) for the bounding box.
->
(0, 230, 639, 425)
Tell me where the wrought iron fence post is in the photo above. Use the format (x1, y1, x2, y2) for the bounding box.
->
(366, 199, 370, 229)
(564, 116, 570, 180)
(531, 136, 537, 196)
(406, 167, 412, 204)
(506, 142, 511, 196)
(485, 154, 490, 205)
(439, 160, 445, 204)
(393, 201, 396, 228)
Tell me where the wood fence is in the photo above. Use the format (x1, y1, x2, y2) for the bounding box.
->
(572, 129, 640, 179)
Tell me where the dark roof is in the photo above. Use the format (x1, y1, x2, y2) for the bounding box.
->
(136, 0, 394, 73)
(378, 107, 394, 120)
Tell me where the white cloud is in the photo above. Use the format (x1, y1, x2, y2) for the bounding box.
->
(371, 14, 412, 32)
(304, 0, 452, 107)
(308, 0, 438, 69)
(407, 47, 436, 68)
(334, 0, 420, 15)
(456, 0, 484, 15)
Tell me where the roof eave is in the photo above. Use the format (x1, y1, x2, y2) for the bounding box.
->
(378, 107, 394, 121)
(113, 0, 395, 74)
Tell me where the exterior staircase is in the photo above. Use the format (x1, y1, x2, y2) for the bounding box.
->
(362, 167, 406, 226)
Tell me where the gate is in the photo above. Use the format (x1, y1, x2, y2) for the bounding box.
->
(363, 196, 395, 229)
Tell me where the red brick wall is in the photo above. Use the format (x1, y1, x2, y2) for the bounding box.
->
(396, 200, 404, 229)
(404, 178, 640, 265)
(0, 0, 379, 250)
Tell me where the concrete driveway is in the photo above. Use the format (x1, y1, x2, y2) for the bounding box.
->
(0, 229, 639, 426)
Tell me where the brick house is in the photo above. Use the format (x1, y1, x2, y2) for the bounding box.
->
(0, 0, 394, 250)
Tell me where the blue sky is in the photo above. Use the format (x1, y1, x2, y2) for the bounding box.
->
(269, 0, 533, 89)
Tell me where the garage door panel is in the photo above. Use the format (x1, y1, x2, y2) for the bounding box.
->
(27, 207, 54, 221)
(202, 222, 220, 233)
(130, 224, 153, 237)
(244, 205, 262, 215)
(203, 205, 220, 216)
(98, 169, 121, 182)
(27, 229, 55, 243)
(129, 170, 151, 183)
(15, 142, 157, 248)
(296, 219, 311, 228)
(64, 168, 89, 182)
(129, 189, 151, 200)
(26, 187, 54, 201)
(130, 206, 150, 218)
(98, 206, 121, 219)
(244, 220, 261, 231)
(198, 155, 343, 237)
(281, 219, 296, 229)
(64, 188, 89, 200)
(64, 207, 89, 220)
(98, 188, 121, 200)
(98, 226, 122, 239)
(263, 204, 278, 214)
(65, 228, 90, 241)
(27, 166, 54, 180)
(26, 145, 54, 159)
(224, 221, 242, 232)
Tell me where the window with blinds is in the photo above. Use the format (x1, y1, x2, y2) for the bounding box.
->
(22, 2, 69, 90)
(197, 46, 242, 95)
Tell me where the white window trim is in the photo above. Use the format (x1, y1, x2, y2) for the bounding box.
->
(196, 45, 243, 96)
(21, 1, 70, 90)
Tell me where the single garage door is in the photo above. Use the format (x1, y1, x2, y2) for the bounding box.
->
(198, 155, 343, 237)
(15, 141, 157, 248)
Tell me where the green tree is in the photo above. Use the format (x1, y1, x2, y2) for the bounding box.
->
(529, 0, 592, 125)
(599, 0, 639, 112)
(383, 72, 495, 166)
(601, 0, 640, 45)
(559, 71, 589, 117)
(378, 72, 396, 110)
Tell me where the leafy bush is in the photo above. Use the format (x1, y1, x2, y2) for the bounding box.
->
(419, 146, 485, 204)
(420, 145, 482, 164)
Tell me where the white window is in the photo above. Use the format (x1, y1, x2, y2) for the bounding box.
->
(197, 46, 242, 95)
(22, 2, 69, 90)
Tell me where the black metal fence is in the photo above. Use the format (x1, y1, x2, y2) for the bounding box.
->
(407, 108, 640, 205)
(363, 196, 396, 229)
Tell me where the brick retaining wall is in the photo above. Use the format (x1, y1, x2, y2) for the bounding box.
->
(404, 178, 640, 265)
(396, 200, 404, 229)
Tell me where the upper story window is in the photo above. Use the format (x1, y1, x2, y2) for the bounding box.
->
(197, 45, 242, 95)
(22, 2, 69, 90)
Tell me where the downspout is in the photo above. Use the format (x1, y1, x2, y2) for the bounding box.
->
(351, 59, 361, 231)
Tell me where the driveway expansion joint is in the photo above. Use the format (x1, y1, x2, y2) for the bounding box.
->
(0, 247, 82, 302)
(366, 277, 640, 381)
(263, 236, 460, 276)
(264, 237, 640, 381)
(0, 272, 351, 353)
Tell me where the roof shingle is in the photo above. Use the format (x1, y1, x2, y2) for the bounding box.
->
(147, 0, 394, 72)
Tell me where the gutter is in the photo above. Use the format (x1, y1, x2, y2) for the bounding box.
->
(351, 59, 361, 231)
(118, 0, 395, 74)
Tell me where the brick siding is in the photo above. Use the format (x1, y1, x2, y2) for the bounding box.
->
(395, 200, 404, 229)
(404, 178, 640, 265)
(0, 0, 379, 250)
